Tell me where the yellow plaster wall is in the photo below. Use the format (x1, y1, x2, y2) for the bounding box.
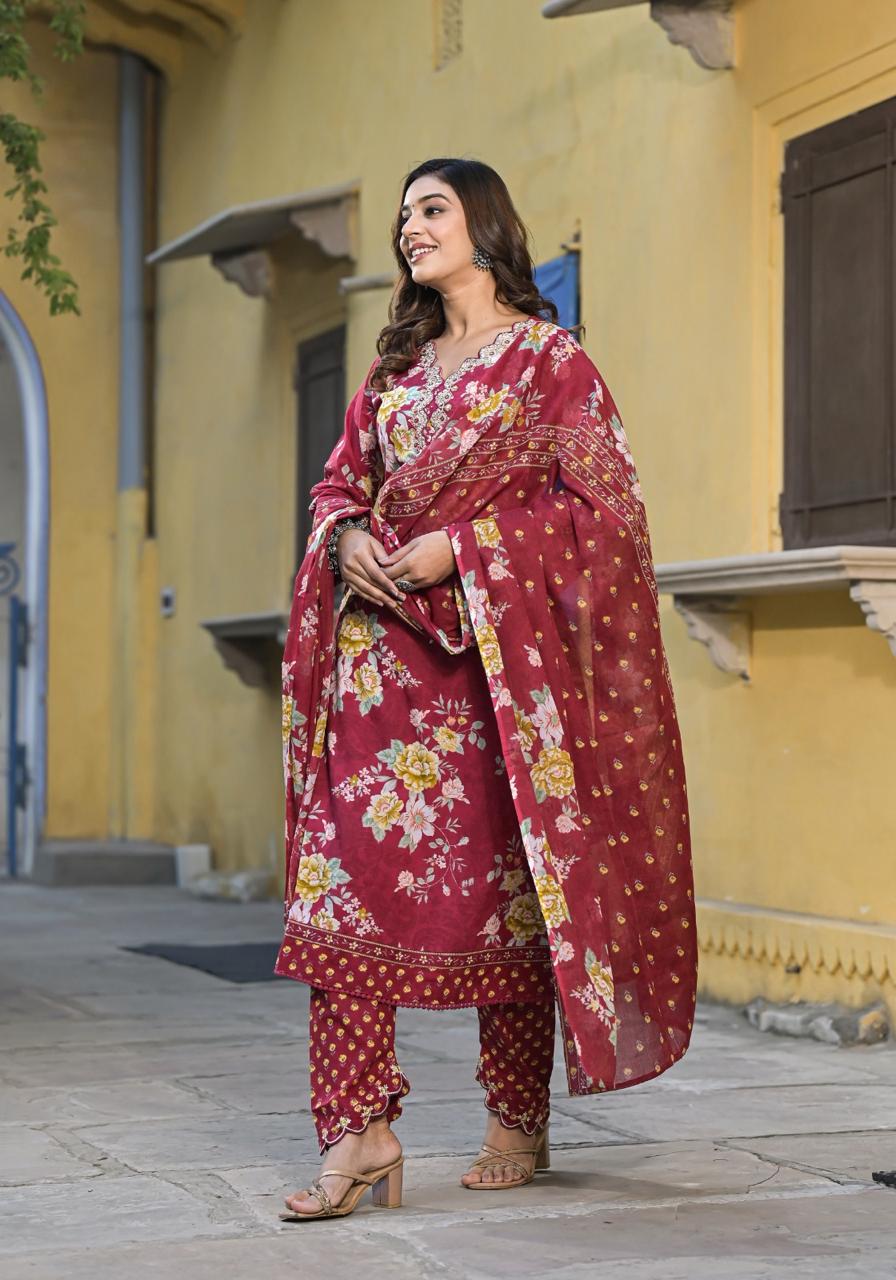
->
(0, 28, 121, 839)
(151, 0, 896, 1006)
(151, 238, 348, 869)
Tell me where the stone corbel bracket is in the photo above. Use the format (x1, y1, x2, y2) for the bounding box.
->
(289, 192, 358, 261)
(211, 249, 273, 299)
(650, 1, 734, 71)
(201, 612, 289, 689)
(541, 0, 735, 72)
(849, 582, 896, 658)
(658, 546, 896, 678)
(673, 596, 751, 680)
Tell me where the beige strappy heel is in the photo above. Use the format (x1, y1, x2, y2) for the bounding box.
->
(461, 1124, 550, 1191)
(279, 1156, 404, 1221)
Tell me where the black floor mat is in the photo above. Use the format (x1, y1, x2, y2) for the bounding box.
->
(124, 942, 284, 983)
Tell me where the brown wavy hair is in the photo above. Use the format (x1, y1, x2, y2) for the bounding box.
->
(367, 157, 559, 392)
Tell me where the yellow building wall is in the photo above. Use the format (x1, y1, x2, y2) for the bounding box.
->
(150, 0, 895, 1012)
(0, 28, 122, 840)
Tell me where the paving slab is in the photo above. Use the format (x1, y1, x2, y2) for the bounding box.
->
(0, 1037, 306, 1089)
(176, 1068, 315, 1116)
(634, 1042, 887, 1089)
(377, 1185, 895, 1276)
(0, 1174, 255, 1256)
(0, 1127, 102, 1185)
(64, 988, 290, 1018)
(584, 1081, 896, 1141)
(727, 1129, 896, 1184)
(0, 1231, 426, 1280)
(68, 1112, 320, 1173)
(0, 1080, 228, 1126)
(1, 882, 895, 1278)
(0, 1013, 283, 1051)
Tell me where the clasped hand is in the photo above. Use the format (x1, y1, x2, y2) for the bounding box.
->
(336, 528, 456, 610)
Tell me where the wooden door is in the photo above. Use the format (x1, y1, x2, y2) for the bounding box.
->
(294, 325, 347, 566)
(781, 98, 896, 548)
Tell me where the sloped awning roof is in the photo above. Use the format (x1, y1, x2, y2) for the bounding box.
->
(146, 180, 361, 298)
(147, 179, 360, 267)
(543, 0, 643, 14)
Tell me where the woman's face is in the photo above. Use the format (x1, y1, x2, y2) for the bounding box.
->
(398, 176, 474, 288)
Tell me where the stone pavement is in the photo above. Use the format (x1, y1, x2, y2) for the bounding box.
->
(1, 882, 895, 1279)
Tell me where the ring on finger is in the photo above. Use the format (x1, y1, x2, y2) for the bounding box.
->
(394, 577, 416, 592)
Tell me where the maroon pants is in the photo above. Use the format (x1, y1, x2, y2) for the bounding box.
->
(309, 987, 556, 1151)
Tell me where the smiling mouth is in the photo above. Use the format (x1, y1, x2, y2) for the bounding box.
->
(409, 246, 438, 263)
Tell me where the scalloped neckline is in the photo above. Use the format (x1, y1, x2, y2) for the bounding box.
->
(423, 315, 535, 383)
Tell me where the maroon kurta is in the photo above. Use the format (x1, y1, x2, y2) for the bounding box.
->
(276, 316, 698, 1096)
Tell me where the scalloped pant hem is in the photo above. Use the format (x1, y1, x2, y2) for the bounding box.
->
(308, 986, 555, 1152)
(474, 997, 555, 1135)
(316, 1068, 412, 1153)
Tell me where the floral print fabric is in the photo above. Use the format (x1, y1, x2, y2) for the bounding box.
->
(279, 597, 556, 1002)
(276, 316, 698, 1098)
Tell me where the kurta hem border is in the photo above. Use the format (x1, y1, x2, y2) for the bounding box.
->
(275, 929, 555, 1008)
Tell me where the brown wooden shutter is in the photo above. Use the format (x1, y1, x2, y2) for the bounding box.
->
(781, 98, 896, 548)
(294, 325, 346, 566)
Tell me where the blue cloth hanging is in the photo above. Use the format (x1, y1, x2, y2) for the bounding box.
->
(534, 251, 579, 331)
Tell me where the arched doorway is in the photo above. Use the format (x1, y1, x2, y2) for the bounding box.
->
(0, 294, 49, 878)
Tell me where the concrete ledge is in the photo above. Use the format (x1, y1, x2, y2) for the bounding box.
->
(32, 841, 177, 887)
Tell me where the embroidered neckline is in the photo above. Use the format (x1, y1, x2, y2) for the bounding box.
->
(379, 315, 541, 470)
(421, 315, 536, 385)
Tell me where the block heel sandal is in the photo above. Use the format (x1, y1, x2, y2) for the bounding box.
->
(462, 1125, 550, 1191)
(279, 1156, 404, 1221)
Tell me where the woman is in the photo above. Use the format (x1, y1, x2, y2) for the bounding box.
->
(276, 157, 697, 1221)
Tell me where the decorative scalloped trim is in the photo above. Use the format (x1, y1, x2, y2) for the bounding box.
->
(316, 1068, 411, 1152)
(696, 899, 896, 985)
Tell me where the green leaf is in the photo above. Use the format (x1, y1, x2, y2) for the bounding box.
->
(0, 2, 86, 314)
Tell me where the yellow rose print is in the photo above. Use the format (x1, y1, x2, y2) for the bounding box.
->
(534, 874, 571, 930)
(523, 320, 554, 350)
(505, 892, 546, 943)
(281, 693, 294, 746)
(363, 790, 403, 836)
(393, 742, 440, 792)
(513, 706, 537, 752)
(530, 745, 575, 799)
(392, 422, 416, 462)
(466, 388, 508, 424)
(311, 711, 327, 758)
(500, 396, 521, 429)
(585, 949, 615, 1008)
(295, 852, 332, 903)
(337, 610, 375, 657)
(353, 662, 383, 703)
(475, 622, 504, 677)
(473, 517, 502, 549)
(377, 386, 412, 419)
(434, 725, 463, 753)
